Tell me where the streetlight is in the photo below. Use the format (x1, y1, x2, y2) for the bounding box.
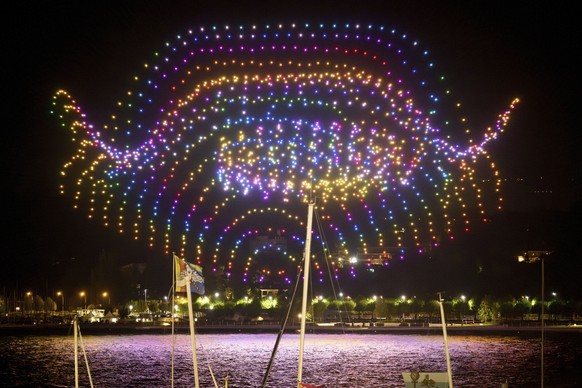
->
(518, 250, 553, 388)
(102, 292, 110, 307)
(26, 292, 33, 313)
(57, 291, 64, 313)
(80, 291, 86, 310)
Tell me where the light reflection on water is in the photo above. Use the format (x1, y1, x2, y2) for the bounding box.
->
(1, 332, 580, 387)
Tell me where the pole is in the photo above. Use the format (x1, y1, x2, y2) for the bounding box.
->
(74, 317, 79, 388)
(438, 293, 453, 388)
(297, 198, 314, 388)
(541, 257, 544, 388)
(186, 273, 200, 388)
(171, 254, 176, 388)
(518, 250, 552, 388)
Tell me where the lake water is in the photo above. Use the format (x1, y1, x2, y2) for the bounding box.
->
(1, 330, 580, 387)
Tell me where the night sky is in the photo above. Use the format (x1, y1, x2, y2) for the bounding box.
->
(3, 1, 580, 302)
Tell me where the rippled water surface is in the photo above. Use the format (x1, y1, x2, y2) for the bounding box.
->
(1, 331, 580, 387)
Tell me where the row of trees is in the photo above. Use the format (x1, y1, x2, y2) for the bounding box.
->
(126, 293, 582, 324)
(3, 289, 582, 325)
(271, 294, 580, 323)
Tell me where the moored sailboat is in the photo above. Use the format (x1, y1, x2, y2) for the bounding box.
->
(260, 197, 324, 388)
(265, 199, 453, 388)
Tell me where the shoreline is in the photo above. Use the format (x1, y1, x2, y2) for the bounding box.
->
(2, 322, 581, 336)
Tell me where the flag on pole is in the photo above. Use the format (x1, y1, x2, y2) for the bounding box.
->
(174, 255, 205, 295)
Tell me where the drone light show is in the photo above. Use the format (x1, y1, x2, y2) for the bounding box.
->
(51, 22, 518, 286)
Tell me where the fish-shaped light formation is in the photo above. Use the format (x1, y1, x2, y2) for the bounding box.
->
(52, 22, 518, 284)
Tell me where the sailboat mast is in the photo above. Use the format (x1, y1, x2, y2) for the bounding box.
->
(297, 198, 315, 388)
(171, 253, 176, 388)
(187, 272, 200, 388)
(74, 317, 79, 388)
(438, 292, 453, 388)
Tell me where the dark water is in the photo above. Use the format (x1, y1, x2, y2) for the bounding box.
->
(0, 331, 580, 387)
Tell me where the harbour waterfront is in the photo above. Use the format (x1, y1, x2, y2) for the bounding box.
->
(1, 325, 580, 387)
